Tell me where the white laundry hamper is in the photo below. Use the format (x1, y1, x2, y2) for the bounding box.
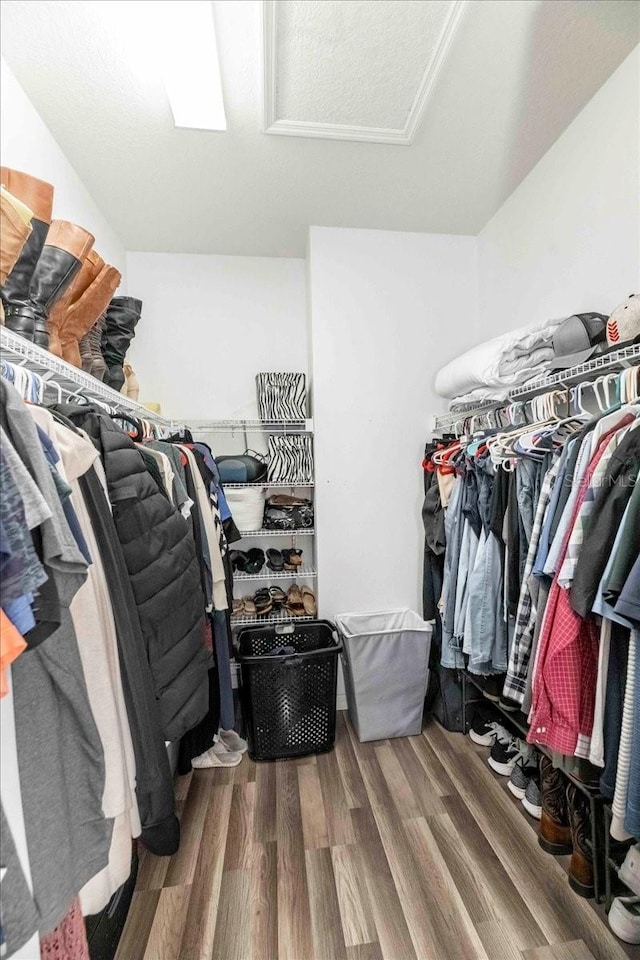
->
(335, 609, 432, 742)
(225, 487, 266, 532)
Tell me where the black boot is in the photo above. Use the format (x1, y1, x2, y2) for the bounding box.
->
(567, 784, 595, 898)
(1, 168, 54, 342)
(102, 297, 142, 391)
(3, 221, 94, 350)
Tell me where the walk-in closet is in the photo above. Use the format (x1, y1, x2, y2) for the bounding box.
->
(1, 2, 639, 959)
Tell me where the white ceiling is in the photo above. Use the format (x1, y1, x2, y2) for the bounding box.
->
(1, 0, 638, 257)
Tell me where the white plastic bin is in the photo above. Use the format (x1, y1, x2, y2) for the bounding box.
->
(335, 609, 432, 742)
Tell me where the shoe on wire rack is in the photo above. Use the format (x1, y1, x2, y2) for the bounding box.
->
(608, 896, 640, 944)
(507, 760, 537, 800)
(469, 713, 511, 747)
(619, 844, 640, 897)
(521, 771, 542, 820)
(488, 736, 535, 776)
(483, 674, 506, 701)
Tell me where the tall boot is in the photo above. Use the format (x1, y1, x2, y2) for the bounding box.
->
(29, 221, 95, 349)
(0, 187, 34, 324)
(567, 784, 595, 898)
(538, 755, 573, 855)
(79, 310, 108, 381)
(0, 168, 54, 340)
(102, 297, 142, 391)
(60, 265, 121, 368)
(48, 249, 103, 357)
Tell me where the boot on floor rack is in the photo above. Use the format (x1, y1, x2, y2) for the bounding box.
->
(567, 783, 595, 898)
(538, 754, 573, 856)
(1, 167, 54, 340)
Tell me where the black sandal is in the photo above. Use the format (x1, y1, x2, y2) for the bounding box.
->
(230, 550, 249, 572)
(266, 548, 284, 572)
(253, 588, 273, 616)
(245, 548, 265, 574)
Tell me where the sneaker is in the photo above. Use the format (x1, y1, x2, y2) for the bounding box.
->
(469, 716, 511, 747)
(191, 740, 243, 768)
(499, 694, 521, 713)
(608, 895, 640, 944)
(488, 736, 535, 777)
(219, 729, 248, 754)
(620, 844, 640, 897)
(507, 762, 537, 800)
(483, 675, 506, 701)
(521, 772, 542, 819)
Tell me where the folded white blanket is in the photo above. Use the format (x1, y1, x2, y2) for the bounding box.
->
(435, 316, 562, 400)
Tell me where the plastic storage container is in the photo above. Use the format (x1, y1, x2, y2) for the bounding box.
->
(224, 486, 266, 532)
(237, 620, 342, 761)
(335, 609, 432, 742)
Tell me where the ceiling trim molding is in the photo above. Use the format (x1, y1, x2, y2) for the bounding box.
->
(262, 0, 468, 146)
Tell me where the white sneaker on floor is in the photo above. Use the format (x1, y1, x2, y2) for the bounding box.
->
(191, 743, 243, 768)
(609, 895, 640, 944)
(619, 843, 640, 897)
(219, 729, 248, 754)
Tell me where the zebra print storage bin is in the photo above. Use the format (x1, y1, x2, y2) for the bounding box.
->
(256, 372, 307, 421)
(267, 435, 314, 484)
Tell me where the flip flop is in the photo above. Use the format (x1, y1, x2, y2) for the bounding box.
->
(229, 550, 249, 572)
(269, 586, 287, 607)
(282, 548, 303, 570)
(266, 548, 285, 572)
(285, 584, 305, 617)
(245, 548, 265, 574)
(254, 588, 273, 616)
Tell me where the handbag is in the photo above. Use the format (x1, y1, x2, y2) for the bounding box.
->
(256, 372, 307, 421)
(216, 450, 267, 484)
(267, 435, 314, 484)
(263, 494, 314, 530)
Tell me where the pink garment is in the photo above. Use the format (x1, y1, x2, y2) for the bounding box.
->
(40, 898, 89, 960)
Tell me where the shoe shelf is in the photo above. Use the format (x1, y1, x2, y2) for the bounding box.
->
(0, 327, 173, 427)
(231, 612, 315, 626)
(234, 566, 317, 581)
(190, 418, 313, 435)
(225, 480, 315, 488)
(237, 528, 315, 537)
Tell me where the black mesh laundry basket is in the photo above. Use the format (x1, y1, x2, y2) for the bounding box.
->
(237, 620, 341, 761)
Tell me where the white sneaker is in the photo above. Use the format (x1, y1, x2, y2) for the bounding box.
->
(619, 843, 640, 897)
(191, 744, 242, 768)
(219, 729, 248, 754)
(469, 719, 511, 747)
(608, 895, 640, 944)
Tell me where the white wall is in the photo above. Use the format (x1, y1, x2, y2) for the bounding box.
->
(0, 57, 126, 275)
(126, 252, 308, 420)
(308, 226, 478, 622)
(478, 46, 640, 337)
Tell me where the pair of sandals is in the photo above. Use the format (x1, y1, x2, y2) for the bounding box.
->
(266, 548, 303, 572)
(230, 548, 265, 574)
(231, 584, 317, 619)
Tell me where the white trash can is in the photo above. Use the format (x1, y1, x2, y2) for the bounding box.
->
(335, 609, 432, 742)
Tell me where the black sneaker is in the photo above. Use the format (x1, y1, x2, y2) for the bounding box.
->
(499, 694, 521, 713)
(483, 674, 506, 701)
(488, 736, 536, 776)
(469, 715, 511, 747)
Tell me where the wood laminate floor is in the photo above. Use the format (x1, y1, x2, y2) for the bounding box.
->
(116, 714, 636, 960)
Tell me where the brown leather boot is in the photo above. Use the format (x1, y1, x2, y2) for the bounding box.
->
(1, 168, 54, 340)
(30, 221, 95, 349)
(60, 264, 121, 368)
(49, 249, 103, 357)
(538, 755, 573, 855)
(567, 784, 595, 898)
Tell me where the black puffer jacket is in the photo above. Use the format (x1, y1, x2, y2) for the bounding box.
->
(61, 405, 210, 740)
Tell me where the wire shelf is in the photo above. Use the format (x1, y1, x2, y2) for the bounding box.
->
(237, 528, 315, 537)
(433, 401, 504, 431)
(189, 418, 313, 434)
(508, 343, 640, 399)
(234, 566, 317, 581)
(225, 480, 315, 488)
(0, 327, 174, 427)
(231, 612, 315, 626)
